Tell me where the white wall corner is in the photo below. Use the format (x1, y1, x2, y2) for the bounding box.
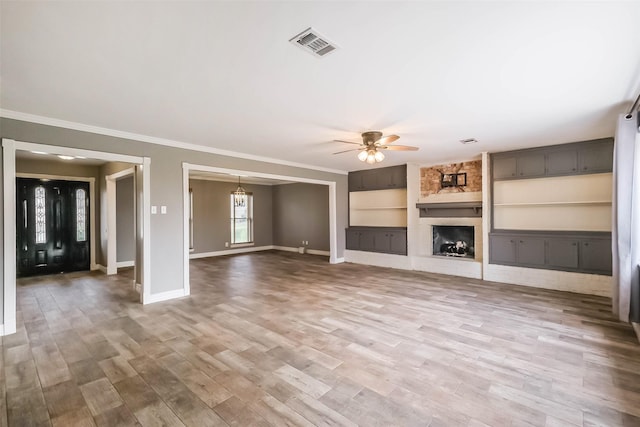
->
(145, 288, 187, 305)
(481, 151, 490, 279)
(406, 163, 420, 258)
(331, 257, 345, 264)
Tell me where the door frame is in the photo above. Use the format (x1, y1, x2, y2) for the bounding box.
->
(2, 138, 151, 336)
(182, 162, 339, 298)
(16, 173, 97, 272)
(106, 167, 136, 275)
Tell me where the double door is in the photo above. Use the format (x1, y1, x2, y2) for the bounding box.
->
(16, 178, 90, 277)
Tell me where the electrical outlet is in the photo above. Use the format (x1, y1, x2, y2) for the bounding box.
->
(225, 242, 229, 247)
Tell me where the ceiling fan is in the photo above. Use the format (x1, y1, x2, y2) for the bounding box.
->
(333, 131, 419, 164)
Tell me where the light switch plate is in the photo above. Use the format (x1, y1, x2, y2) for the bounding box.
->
(161, 206, 167, 214)
(151, 206, 157, 214)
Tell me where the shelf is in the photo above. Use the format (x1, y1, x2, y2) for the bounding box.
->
(351, 206, 407, 210)
(494, 201, 611, 207)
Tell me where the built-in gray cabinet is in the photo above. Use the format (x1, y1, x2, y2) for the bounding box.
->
(348, 164, 407, 192)
(492, 138, 613, 181)
(489, 232, 611, 275)
(346, 227, 407, 255)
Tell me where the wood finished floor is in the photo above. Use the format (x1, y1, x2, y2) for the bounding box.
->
(2, 251, 640, 427)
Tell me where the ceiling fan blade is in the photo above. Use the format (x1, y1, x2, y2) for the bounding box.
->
(333, 139, 362, 145)
(380, 145, 419, 151)
(332, 148, 363, 154)
(377, 135, 400, 145)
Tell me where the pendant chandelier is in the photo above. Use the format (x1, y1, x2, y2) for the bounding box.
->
(233, 176, 246, 207)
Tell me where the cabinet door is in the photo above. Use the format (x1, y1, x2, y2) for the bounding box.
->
(373, 230, 390, 253)
(361, 170, 379, 191)
(348, 172, 364, 192)
(517, 237, 545, 266)
(546, 150, 578, 175)
(546, 239, 579, 269)
(346, 229, 360, 250)
(579, 239, 612, 274)
(579, 143, 613, 174)
(489, 235, 517, 264)
(493, 157, 517, 179)
(389, 231, 407, 255)
(517, 153, 546, 178)
(387, 166, 407, 189)
(359, 230, 375, 252)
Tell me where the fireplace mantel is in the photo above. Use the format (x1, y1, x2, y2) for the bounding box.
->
(416, 201, 482, 218)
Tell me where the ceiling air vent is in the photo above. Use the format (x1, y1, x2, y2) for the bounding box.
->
(289, 27, 338, 58)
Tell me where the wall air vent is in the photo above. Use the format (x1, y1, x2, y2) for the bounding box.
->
(459, 138, 478, 145)
(289, 27, 338, 58)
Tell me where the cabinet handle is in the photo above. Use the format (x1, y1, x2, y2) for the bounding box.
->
(584, 242, 589, 247)
(572, 168, 576, 171)
(519, 240, 523, 243)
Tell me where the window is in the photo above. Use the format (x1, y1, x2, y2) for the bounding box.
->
(76, 188, 86, 242)
(230, 193, 253, 244)
(35, 186, 46, 244)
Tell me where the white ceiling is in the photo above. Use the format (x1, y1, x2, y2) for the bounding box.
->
(2, 1, 639, 173)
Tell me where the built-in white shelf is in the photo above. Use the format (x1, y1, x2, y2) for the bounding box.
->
(352, 206, 407, 210)
(494, 201, 611, 207)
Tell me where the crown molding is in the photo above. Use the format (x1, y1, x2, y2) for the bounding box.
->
(0, 109, 348, 175)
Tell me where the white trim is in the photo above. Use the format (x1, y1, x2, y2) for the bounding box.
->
(116, 260, 135, 268)
(306, 249, 331, 256)
(1, 109, 348, 175)
(190, 245, 274, 259)
(135, 283, 142, 293)
(344, 249, 412, 270)
(2, 139, 17, 336)
(141, 158, 151, 304)
(96, 264, 108, 273)
(16, 172, 97, 271)
(633, 322, 640, 344)
(229, 242, 255, 248)
(182, 165, 191, 298)
(272, 246, 331, 256)
(106, 167, 135, 275)
(146, 288, 187, 304)
(0, 324, 4, 335)
(3, 139, 150, 335)
(332, 257, 345, 264)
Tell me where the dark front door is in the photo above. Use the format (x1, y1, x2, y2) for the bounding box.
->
(16, 178, 90, 277)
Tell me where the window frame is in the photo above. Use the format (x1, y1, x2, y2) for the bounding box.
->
(229, 192, 254, 246)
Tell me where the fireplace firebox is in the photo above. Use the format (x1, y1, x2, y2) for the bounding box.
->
(432, 225, 475, 258)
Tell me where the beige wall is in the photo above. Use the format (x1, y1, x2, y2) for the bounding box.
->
(273, 183, 329, 251)
(189, 179, 273, 253)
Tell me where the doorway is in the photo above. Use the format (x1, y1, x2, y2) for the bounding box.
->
(16, 178, 90, 277)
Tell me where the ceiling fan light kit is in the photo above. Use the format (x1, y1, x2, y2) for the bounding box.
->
(333, 131, 418, 164)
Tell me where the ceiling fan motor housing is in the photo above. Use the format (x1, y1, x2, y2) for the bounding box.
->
(362, 131, 383, 145)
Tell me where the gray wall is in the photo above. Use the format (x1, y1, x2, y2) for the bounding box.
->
(273, 183, 329, 251)
(189, 179, 273, 253)
(116, 176, 135, 263)
(1, 118, 348, 315)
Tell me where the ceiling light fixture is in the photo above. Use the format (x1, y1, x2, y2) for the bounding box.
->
(334, 131, 418, 164)
(233, 176, 246, 208)
(57, 155, 75, 160)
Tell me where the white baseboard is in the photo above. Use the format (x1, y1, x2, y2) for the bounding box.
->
(633, 322, 640, 344)
(331, 257, 345, 264)
(96, 264, 107, 273)
(116, 260, 135, 268)
(145, 288, 188, 304)
(134, 282, 141, 292)
(190, 245, 330, 259)
(272, 246, 330, 256)
(90, 263, 100, 271)
(190, 245, 273, 259)
(344, 250, 412, 270)
(1, 319, 16, 336)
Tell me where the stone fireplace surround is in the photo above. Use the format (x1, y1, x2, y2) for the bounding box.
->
(414, 201, 484, 279)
